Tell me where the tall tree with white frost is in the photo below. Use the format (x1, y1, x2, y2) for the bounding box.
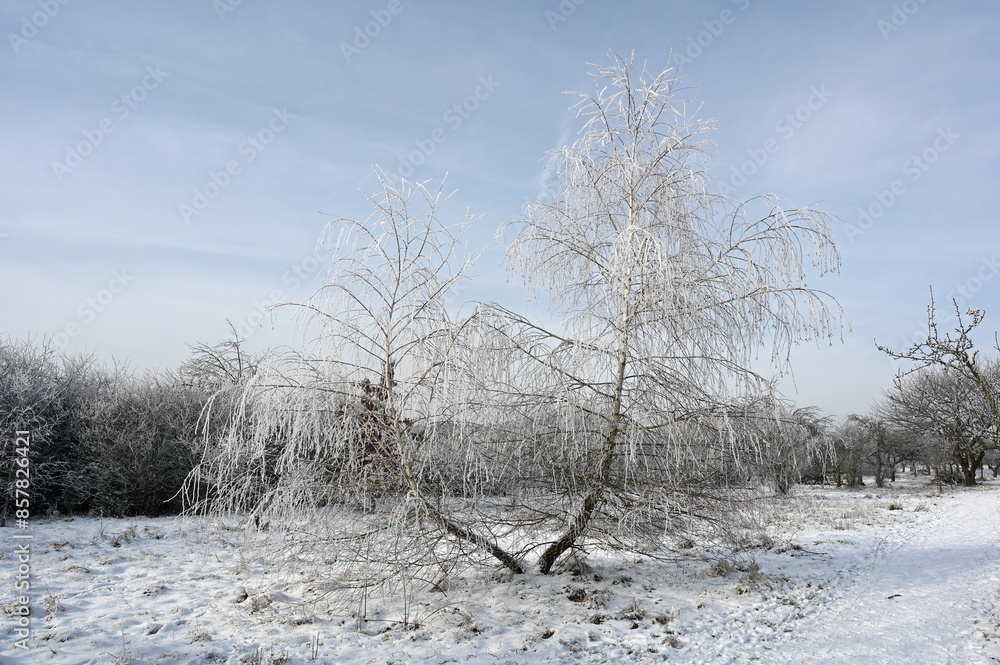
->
(501, 53, 843, 573)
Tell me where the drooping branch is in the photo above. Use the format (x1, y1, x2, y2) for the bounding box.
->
(500, 52, 843, 572)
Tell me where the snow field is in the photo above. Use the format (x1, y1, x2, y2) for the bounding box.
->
(2, 479, 998, 664)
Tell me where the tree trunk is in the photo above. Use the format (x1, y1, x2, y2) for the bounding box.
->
(537, 344, 628, 574)
(537, 492, 601, 574)
(957, 450, 985, 487)
(441, 514, 525, 574)
(962, 466, 977, 486)
(386, 375, 524, 575)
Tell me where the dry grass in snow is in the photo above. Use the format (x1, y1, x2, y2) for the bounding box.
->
(2, 478, 999, 664)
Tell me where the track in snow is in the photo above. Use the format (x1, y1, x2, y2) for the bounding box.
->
(758, 488, 1000, 664)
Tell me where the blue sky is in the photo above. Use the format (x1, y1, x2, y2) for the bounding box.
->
(2, 0, 998, 418)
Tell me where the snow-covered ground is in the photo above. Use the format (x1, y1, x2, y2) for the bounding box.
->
(3, 479, 999, 664)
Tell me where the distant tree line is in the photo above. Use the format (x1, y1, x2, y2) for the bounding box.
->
(788, 295, 1000, 489)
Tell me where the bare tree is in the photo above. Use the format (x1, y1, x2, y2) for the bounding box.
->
(837, 414, 904, 488)
(0, 338, 64, 523)
(881, 367, 995, 486)
(830, 417, 869, 487)
(878, 295, 1000, 486)
(750, 402, 833, 493)
(497, 53, 843, 573)
(179, 323, 258, 391)
(189, 172, 525, 614)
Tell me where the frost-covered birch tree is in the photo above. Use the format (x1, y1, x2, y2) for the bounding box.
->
(189, 172, 525, 609)
(500, 53, 843, 573)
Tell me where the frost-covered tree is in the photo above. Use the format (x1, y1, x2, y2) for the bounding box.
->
(878, 296, 1000, 486)
(0, 338, 65, 521)
(178, 324, 258, 392)
(744, 401, 833, 493)
(189, 172, 525, 609)
(189, 55, 843, 592)
(498, 53, 843, 573)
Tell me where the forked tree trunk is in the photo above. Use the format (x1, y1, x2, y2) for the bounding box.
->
(956, 450, 984, 487)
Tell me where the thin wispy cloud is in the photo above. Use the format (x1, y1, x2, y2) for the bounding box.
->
(3, 0, 997, 417)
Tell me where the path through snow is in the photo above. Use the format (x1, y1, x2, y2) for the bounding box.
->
(759, 488, 1000, 664)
